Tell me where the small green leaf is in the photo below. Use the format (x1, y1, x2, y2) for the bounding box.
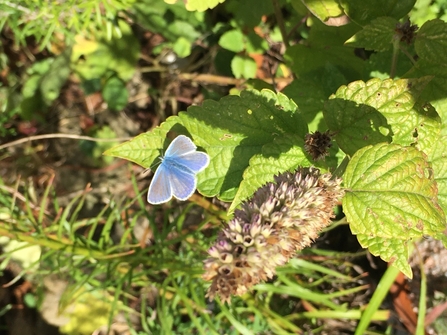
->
(40, 49, 71, 105)
(102, 77, 128, 111)
(231, 55, 257, 79)
(219, 29, 245, 53)
(230, 133, 311, 211)
(301, 0, 344, 23)
(343, 143, 446, 278)
(415, 19, 447, 65)
(339, 0, 416, 26)
(172, 36, 192, 58)
(324, 77, 440, 156)
(345, 17, 398, 51)
(183, 0, 226, 11)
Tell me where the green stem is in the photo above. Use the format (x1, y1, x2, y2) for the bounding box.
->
(272, 0, 289, 48)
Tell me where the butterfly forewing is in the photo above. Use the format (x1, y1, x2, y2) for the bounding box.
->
(167, 151, 209, 173)
(164, 135, 197, 157)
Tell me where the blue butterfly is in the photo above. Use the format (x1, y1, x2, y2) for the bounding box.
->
(147, 135, 210, 204)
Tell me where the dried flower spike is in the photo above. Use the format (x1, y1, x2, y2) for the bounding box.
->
(395, 20, 418, 44)
(304, 130, 333, 161)
(203, 167, 344, 303)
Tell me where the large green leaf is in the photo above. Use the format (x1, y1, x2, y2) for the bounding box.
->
(339, 0, 416, 26)
(404, 61, 447, 132)
(343, 143, 446, 277)
(229, 133, 312, 212)
(285, 20, 363, 81)
(105, 89, 307, 202)
(415, 19, 447, 65)
(324, 77, 440, 156)
(345, 17, 398, 52)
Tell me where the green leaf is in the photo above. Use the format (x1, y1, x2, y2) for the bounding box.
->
(105, 89, 306, 201)
(428, 136, 447, 213)
(363, 48, 414, 79)
(301, 0, 344, 23)
(229, 133, 311, 212)
(231, 55, 257, 79)
(226, 0, 274, 29)
(324, 77, 440, 156)
(172, 36, 192, 58)
(284, 20, 363, 80)
(135, 0, 202, 42)
(39, 49, 71, 105)
(404, 61, 447, 132)
(343, 143, 446, 278)
(183, 0, 226, 11)
(102, 77, 128, 111)
(339, 0, 416, 26)
(282, 77, 327, 131)
(345, 17, 398, 52)
(219, 29, 245, 53)
(245, 31, 269, 54)
(415, 19, 447, 65)
(104, 117, 180, 167)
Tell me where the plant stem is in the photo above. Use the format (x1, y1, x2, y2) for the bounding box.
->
(272, 0, 289, 48)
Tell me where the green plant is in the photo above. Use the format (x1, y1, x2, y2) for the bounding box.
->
(106, 0, 447, 318)
(2, 0, 447, 334)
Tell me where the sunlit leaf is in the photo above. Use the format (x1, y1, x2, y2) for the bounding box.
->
(343, 143, 446, 277)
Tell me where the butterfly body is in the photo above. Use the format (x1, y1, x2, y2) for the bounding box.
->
(147, 135, 209, 204)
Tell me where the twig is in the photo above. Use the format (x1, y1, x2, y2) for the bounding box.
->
(0, 133, 132, 151)
(177, 73, 293, 86)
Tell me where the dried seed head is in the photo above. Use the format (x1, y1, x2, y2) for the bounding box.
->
(203, 167, 344, 303)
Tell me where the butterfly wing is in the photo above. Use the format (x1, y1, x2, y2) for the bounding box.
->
(147, 135, 210, 204)
(170, 151, 210, 173)
(147, 163, 172, 204)
(165, 135, 197, 157)
(167, 164, 197, 201)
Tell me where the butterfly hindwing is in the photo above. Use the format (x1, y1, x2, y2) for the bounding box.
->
(147, 164, 172, 204)
(168, 164, 197, 200)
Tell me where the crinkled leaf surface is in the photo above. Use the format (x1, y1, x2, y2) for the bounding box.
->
(345, 17, 398, 51)
(415, 19, 447, 65)
(343, 143, 446, 277)
(429, 136, 447, 214)
(105, 89, 307, 202)
(324, 77, 440, 156)
(229, 133, 312, 212)
(339, 0, 415, 26)
(301, 0, 344, 23)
